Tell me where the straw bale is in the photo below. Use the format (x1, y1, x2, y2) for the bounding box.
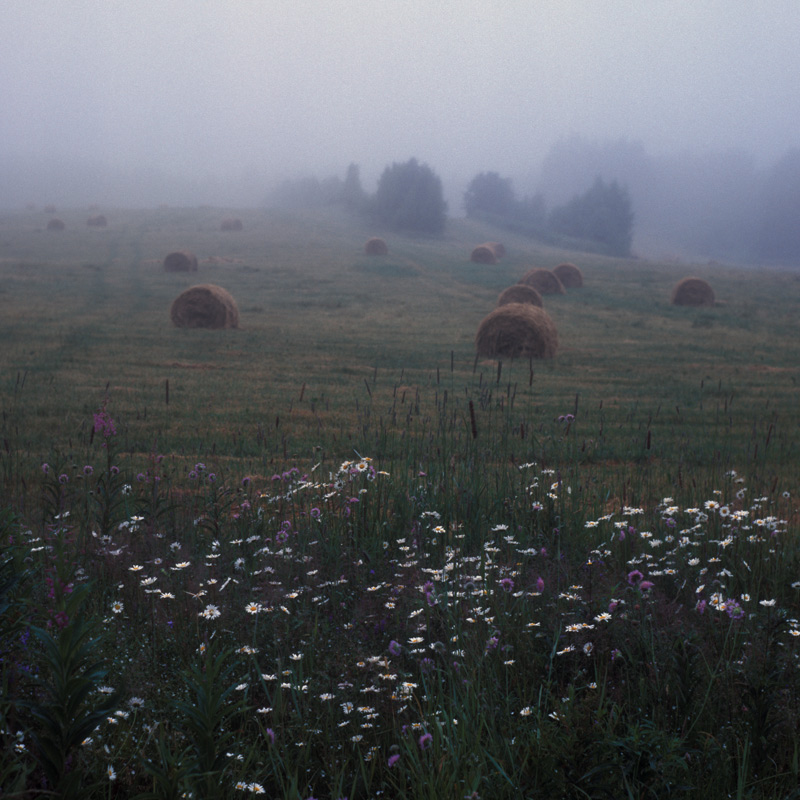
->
(497, 284, 543, 308)
(164, 251, 198, 272)
(486, 241, 506, 259)
(519, 267, 566, 295)
(475, 303, 557, 360)
(552, 262, 583, 288)
(87, 214, 107, 227)
(170, 284, 239, 329)
(671, 277, 715, 307)
(221, 218, 243, 231)
(46, 218, 65, 231)
(471, 244, 498, 265)
(365, 237, 388, 255)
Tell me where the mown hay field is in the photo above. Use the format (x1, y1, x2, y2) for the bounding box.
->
(2, 204, 798, 482)
(3, 204, 800, 797)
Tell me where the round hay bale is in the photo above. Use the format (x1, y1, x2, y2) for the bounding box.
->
(519, 268, 566, 295)
(86, 214, 107, 227)
(365, 237, 388, 255)
(552, 262, 583, 288)
(46, 218, 65, 231)
(471, 244, 498, 265)
(497, 284, 543, 308)
(221, 217, 243, 231)
(486, 241, 506, 259)
(671, 277, 715, 307)
(170, 284, 239, 329)
(164, 251, 198, 272)
(475, 303, 557, 360)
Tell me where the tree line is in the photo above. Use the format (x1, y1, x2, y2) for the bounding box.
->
(268, 159, 634, 257)
(266, 144, 800, 263)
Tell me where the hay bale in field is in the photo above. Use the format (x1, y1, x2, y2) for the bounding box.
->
(497, 283, 543, 308)
(519, 267, 565, 295)
(553, 262, 583, 288)
(486, 241, 506, 259)
(475, 303, 557, 360)
(471, 244, 498, 265)
(221, 217, 243, 231)
(46, 218, 65, 231)
(365, 237, 388, 255)
(163, 251, 198, 272)
(170, 284, 239, 329)
(86, 214, 107, 227)
(671, 277, 715, 307)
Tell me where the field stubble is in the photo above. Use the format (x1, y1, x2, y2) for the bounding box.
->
(2, 206, 800, 797)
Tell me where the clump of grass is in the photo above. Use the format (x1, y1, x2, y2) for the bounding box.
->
(23, 583, 122, 797)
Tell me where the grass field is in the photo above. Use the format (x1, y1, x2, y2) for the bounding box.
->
(2, 204, 800, 798)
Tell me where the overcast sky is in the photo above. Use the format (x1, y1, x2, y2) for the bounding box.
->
(2, 0, 799, 207)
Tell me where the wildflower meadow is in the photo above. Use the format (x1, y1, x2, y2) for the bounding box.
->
(2, 206, 800, 798)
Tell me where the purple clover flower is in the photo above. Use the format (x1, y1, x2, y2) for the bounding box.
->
(627, 570, 643, 585)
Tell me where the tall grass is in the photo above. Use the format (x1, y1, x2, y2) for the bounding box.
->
(1, 206, 800, 797)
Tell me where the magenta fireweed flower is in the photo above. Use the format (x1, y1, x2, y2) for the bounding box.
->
(418, 732, 432, 750)
(265, 728, 275, 744)
(499, 577, 514, 592)
(536, 576, 545, 593)
(388, 754, 400, 767)
(93, 409, 117, 438)
(639, 580, 654, 591)
(627, 570, 643, 585)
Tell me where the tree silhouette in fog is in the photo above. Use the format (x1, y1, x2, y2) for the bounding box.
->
(757, 148, 800, 263)
(548, 177, 634, 257)
(464, 172, 517, 218)
(370, 158, 447, 234)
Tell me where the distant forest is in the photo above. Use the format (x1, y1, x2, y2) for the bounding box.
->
(267, 139, 800, 265)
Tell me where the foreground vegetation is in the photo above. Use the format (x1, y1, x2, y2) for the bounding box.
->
(1, 205, 800, 797)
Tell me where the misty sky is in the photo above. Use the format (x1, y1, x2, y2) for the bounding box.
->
(2, 0, 799, 208)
